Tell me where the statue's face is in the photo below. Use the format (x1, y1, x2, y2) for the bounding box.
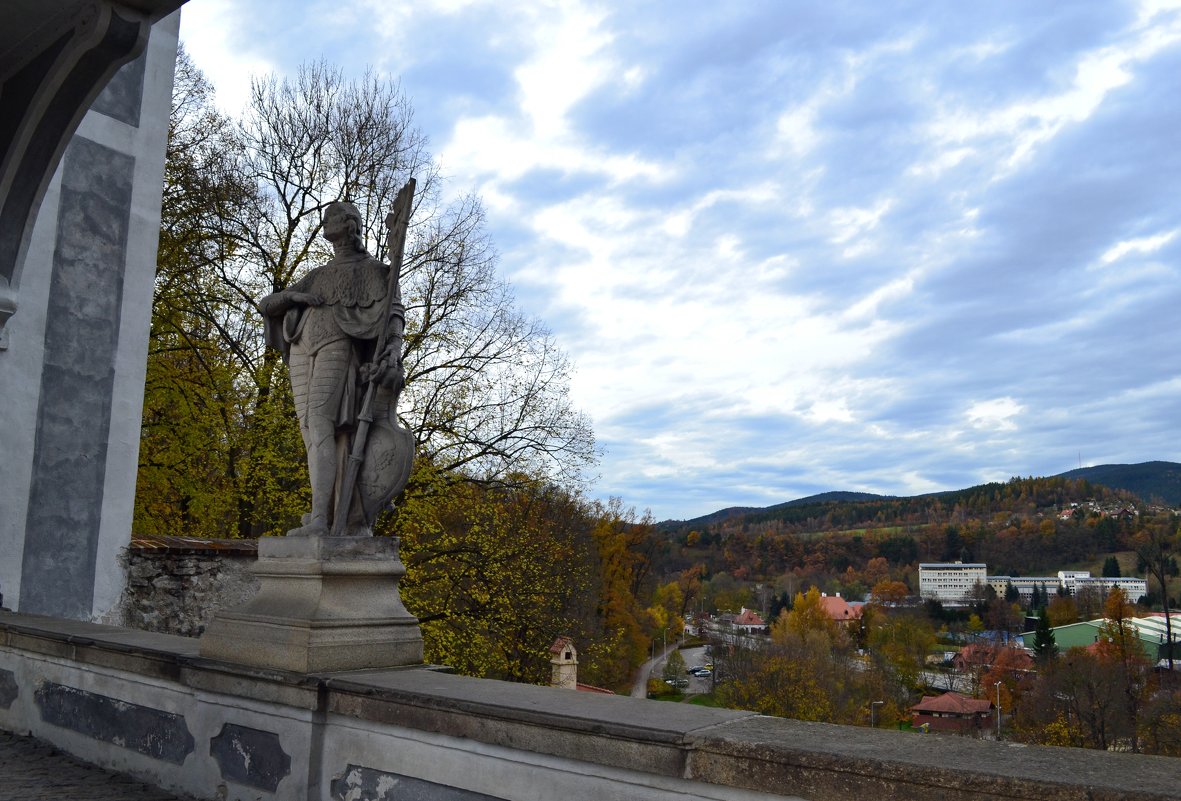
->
(323, 204, 359, 244)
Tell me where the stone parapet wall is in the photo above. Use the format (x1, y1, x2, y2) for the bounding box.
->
(1, 613, 1179, 801)
(113, 537, 258, 636)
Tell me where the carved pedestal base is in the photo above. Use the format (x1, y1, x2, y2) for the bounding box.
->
(199, 535, 423, 673)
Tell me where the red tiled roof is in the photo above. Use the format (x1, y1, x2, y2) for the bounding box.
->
(819, 595, 862, 620)
(734, 608, 765, 626)
(549, 636, 574, 654)
(912, 692, 992, 715)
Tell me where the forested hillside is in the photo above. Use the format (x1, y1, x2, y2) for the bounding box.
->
(1058, 461, 1181, 505)
(653, 476, 1162, 605)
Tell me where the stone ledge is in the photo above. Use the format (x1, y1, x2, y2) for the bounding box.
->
(2, 612, 1179, 801)
(324, 668, 757, 777)
(686, 715, 1181, 801)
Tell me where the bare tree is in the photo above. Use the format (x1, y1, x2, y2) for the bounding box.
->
(140, 57, 596, 538)
(1136, 519, 1178, 671)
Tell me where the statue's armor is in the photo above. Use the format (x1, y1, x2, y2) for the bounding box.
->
(263, 251, 398, 530)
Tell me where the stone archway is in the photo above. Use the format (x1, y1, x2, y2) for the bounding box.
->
(0, 1, 185, 618)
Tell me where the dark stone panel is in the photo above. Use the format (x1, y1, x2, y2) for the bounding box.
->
(210, 724, 291, 792)
(19, 136, 133, 619)
(91, 50, 146, 127)
(331, 766, 507, 801)
(34, 681, 195, 764)
(0, 669, 17, 709)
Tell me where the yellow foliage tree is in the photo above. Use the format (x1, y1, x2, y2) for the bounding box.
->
(776, 587, 836, 643)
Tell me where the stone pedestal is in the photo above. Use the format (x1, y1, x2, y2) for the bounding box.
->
(199, 535, 423, 673)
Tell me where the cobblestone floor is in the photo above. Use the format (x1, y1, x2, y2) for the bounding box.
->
(0, 730, 198, 801)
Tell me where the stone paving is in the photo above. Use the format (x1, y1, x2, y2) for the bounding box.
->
(0, 730, 198, 801)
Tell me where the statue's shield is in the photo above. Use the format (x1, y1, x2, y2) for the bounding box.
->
(357, 414, 415, 524)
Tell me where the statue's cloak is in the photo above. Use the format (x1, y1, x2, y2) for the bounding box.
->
(263, 254, 392, 360)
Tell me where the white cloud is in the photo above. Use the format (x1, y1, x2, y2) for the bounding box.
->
(176, 1, 1181, 519)
(1099, 229, 1178, 264)
(923, 12, 1181, 174)
(179, 0, 277, 113)
(966, 398, 1023, 432)
(827, 198, 894, 246)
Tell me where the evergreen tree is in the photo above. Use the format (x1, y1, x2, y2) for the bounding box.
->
(1032, 607, 1058, 662)
(767, 591, 792, 624)
(1102, 556, 1122, 578)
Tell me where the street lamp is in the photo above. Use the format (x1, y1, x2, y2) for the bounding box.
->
(871, 700, 884, 728)
(994, 681, 1002, 740)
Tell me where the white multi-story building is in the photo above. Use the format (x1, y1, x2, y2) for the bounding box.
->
(985, 570, 1148, 604)
(1072, 576, 1148, 603)
(1056, 571, 1092, 594)
(918, 563, 988, 605)
(987, 575, 1059, 601)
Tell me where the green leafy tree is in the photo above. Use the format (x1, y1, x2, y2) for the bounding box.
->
(662, 649, 686, 684)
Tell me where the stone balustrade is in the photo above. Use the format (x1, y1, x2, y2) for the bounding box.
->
(0, 612, 1177, 801)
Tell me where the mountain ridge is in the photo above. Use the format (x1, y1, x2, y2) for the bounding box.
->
(659, 461, 1181, 528)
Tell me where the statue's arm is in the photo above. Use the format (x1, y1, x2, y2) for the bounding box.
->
(259, 286, 323, 317)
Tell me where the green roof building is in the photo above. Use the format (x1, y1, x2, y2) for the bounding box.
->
(1021, 614, 1181, 664)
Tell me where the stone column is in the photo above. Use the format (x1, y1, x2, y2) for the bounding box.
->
(0, 11, 180, 620)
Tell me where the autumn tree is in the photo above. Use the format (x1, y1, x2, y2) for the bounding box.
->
(138, 55, 596, 539)
(870, 579, 909, 606)
(866, 610, 935, 691)
(662, 649, 687, 685)
(779, 587, 836, 641)
(1014, 648, 1124, 750)
(1046, 594, 1078, 627)
(138, 54, 619, 687)
(392, 470, 595, 682)
(1136, 520, 1178, 670)
(136, 47, 282, 537)
(1094, 587, 1152, 752)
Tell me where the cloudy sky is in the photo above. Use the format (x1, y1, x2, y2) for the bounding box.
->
(180, 0, 1181, 521)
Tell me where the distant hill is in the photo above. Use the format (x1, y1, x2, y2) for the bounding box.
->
(770, 490, 888, 508)
(659, 491, 886, 530)
(1055, 461, 1181, 505)
(659, 461, 1180, 528)
(658, 506, 763, 530)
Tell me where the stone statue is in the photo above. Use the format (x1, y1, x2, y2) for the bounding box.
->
(259, 185, 415, 536)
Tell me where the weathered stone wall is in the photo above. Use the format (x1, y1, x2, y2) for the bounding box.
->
(2, 614, 1179, 801)
(115, 537, 258, 637)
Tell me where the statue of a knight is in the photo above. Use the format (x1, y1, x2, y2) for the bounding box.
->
(260, 196, 415, 536)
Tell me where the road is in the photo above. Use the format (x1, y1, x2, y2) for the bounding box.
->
(630, 644, 713, 698)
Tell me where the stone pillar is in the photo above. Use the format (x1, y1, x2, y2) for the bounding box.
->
(199, 535, 424, 673)
(0, 12, 180, 619)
